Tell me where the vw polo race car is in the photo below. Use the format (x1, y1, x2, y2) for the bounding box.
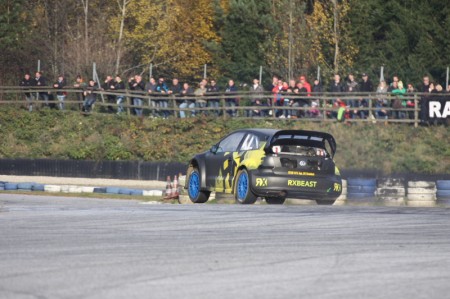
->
(186, 129, 342, 205)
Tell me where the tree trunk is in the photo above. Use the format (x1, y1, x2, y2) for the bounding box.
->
(332, 0, 339, 74)
(115, 0, 129, 75)
(81, 0, 89, 66)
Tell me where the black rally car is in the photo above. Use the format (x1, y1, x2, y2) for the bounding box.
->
(186, 129, 342, 205)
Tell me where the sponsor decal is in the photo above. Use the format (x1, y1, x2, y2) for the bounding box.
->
(299, 160, 307, 166)
(255, 178, 268, 187)
(288, 170, 315, 176)
(333, 183, 341, 192)
(287, 180, 317, 188)
(429, 101, 450, 118)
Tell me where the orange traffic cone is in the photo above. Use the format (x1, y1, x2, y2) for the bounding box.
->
(172, 175, 179, 199)
(164, 176, 172, 199)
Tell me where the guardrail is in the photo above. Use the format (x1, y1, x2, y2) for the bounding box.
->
(0, 86, 445, 127)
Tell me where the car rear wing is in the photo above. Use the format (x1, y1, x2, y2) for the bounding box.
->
(264, 130, 337, 158)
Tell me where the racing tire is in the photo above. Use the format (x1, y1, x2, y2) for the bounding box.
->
(348, 186, 376, 193)
(234, 169, 257, 204)
(265, 197, 286, 205)
(436, 190, 450, 199)
(407, 181, 435, 188)
(316, 199, 336, 205)
(436, 180, 450, 190)
(4, 183, 18, 191)
(347, 178, 376, 187)
(187, 168, 210, 203)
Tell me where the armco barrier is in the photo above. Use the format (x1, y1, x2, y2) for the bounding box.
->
(0, 159, 186, 181)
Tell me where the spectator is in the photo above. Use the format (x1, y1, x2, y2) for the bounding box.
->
(329, 74, 345, 118)
(20, 73, 35, 112)
(73, 75, 87, 110)
(82, 79, 97, 113)
(225, 79, 238, 117)
(433, 84, 446, 125)
(389, 75, 400, 90)
(292, 82, 308, 118)
(419, 76, 431, 125)
(155, 77, 170, 119)
(279, 81, 293, 118)
(207, 79, 220, 116)
(391, 80, 407, 119)
(345, 73, 359, 110)
(194, 80, 207, 116)
(35, 71, 49, 106)
(375, 81, 388, 119)
(272, 80, 284, 118)
(102, 75, 116, 113)
(268, 75, 279, 108)
(168, 78, 182, 117)
(357, 73, 373, 119)
(299, 75, 311, 93)
(179, 83, 194, 118)
(145, 77, 158, 118)
(129, 75, 145, 117)
(53, 75, 67, 110)
(248, 78, 264, 117)
(406, 83, 417, 119)
(310, 79, 323, 118)
(113, 75, 126, 114)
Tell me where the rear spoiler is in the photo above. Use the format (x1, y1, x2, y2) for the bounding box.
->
(264, 130, 337, 157)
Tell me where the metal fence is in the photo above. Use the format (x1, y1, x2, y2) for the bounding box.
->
(1, 86, 447, 127)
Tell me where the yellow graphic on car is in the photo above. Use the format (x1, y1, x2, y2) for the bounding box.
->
(255, 178, 268, 187)
(333, 183, 341, 192)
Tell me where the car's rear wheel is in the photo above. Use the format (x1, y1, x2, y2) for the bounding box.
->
(316, 199, 336, 205)
(235, 169, 257, 204)
(265, 197, 286, 205)
(187, 168, 210, 203)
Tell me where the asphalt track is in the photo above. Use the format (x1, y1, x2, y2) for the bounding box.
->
(1, 194, 450, 299)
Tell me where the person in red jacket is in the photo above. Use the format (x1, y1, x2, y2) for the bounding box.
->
(299, 75, 311, 93)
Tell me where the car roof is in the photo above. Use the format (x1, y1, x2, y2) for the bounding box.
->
(230, 128, 337, 155)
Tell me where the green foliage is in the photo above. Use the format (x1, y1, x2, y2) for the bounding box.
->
(208, 0, 278, 83)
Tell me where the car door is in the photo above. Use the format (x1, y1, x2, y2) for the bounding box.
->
(205, 131, 246, 193)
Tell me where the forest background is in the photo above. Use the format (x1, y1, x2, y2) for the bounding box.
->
(1, 0, 449, 88)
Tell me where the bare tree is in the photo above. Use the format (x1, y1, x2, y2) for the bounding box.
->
(80, 0, 89, 66)
(115, 0, 131, 75)
(331, 0, 339, 73)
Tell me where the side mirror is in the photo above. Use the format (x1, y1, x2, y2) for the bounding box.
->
(210, 145, 219, 154)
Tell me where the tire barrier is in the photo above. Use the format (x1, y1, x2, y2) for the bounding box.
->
(0, 181, 164, 198)
(407, 181, 436, 207)
(4, 183, 18, 190)
(1, 179, 448, 206)
(376, 178, 406, 206)
(436, 180, 450, 205)
(106, 187, 120, 194)
(346, 178, 376, 203)
(17, 182, 33, 191)
(32, 184, 45, 191)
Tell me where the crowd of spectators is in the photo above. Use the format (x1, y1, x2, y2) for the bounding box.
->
(19, 71, 449, 124)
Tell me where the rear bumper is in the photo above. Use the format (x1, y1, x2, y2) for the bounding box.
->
(248, 169, 342, 200)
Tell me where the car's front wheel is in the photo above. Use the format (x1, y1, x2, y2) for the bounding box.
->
(235, 169, 257, 204)
(187, 168, 210, 203)
(265, 197, 286, 205)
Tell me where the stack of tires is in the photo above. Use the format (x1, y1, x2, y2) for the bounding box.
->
(376, 178, 406, 206)
(436, 180, 450, 206)
(0, 181, 5, 191)
(407, 181, 436, 207)
(346, 178, 377, 203)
